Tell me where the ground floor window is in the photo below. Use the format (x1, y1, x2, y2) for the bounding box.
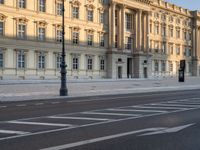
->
(72, 57, 79, 70)
(56, 54, 62, 69)
(38, 52, 45, 69)
(100, 59, 105, 70)
(161, 61, 166, 72)
(87, 57, 93, 70)
(0, 53, 3, 68)
(154, 60, 159, 72)
(17, 50, 25, 69)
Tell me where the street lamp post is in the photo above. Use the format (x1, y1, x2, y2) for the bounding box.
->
(60, 0, 68, 96)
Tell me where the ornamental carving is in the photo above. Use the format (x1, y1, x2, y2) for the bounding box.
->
(98, 7, 104, 12)
(70, 26, 81, 31)
(36, 20, 48, 27)
(85, 28, 95, 34)
(0, 14, 7, 21)
(70, 0, 81, 7)
(85, 4, 95, 10)
(14, 17, 29, 23)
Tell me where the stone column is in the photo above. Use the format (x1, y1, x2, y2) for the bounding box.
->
(121, 5, 125, 50)
(118, 8, 122, 49)
(112, 3, 116, 48)
(146, 12, 150, 52)
(108, 4, 112, 48)
(137, 10, 142, 51)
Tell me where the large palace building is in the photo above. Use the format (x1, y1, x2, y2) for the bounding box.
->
(0, 0, 199, 79)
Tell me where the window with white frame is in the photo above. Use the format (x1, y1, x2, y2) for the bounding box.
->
(17, 24, 26, 39)
(56, 3, 62, 15)
(125, 37, 132, 50)
(154, 24, 159, 35)
(100, 12, 104, 23)
(72, 32, 79, 45)
(0, 51, 3, 68)
(125, 13, 132, 31)
(17, 50, 25, 69)
(161, 25, 166, 36)
(100, 35, 105, 47)
(87, 57, 93, 70)
(169, 27, 173, 37)
(38, 27, 45, 41)
(161, 61, 166, 72)
(161, 42, 166, 54)
(72, 57, 79, 70)
(0, 22, 3, 36)
(39, 0, 46, 12)
(56, 54, 61, 69)
(183, 31, 187, 40)
(0, 0, 4, 4)
(161, 14, 166, 21)
(38, 52, 45, 69)
(87, 34, 93, 46)
(18, 0, 26, 8)
(176, 29, 180, 38)
(87, 10, 93, 21)
(72, 7, 79, 19)
(176, 45, 180, 55)
(100, 59, 105, 70)
(56, 29, 62, 42)
(154, 60, 159, 72)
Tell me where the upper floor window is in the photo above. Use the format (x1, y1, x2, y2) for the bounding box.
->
(176, 29, 180, 38)
(17, 50, 25, 69)
(125, 37, 132, 50)
(0, 0, 4, 4)
(38, 27, 45, 41)
(176, 45, 180, 55)
(19, 0, 26, 8)
(100, 12, 104, 23)
(17, 24, 26, 39)
(56, 54, 61, 69)
(72, 7, 79, 19)
(56, 3, 63, 15)
(0, 22, 4, 36)
(56, 29, 62, 42)
(169, 28, 173, 37)
(87, 10, 93, 21)
(161, 14, 166, 21)
(154, 60, 159, 72)
(72, 32, 79, 45)
(161, 61, 166, 72)
(154, 24, 159, 35)
(87, 34, 93, 46)
(115, 10, 118, 26)
(0, 51, 3, 68)
(100, 35, 105, 47)
(169, 16, 173, 22)
(39, 0, 46, 12)
(125, 13, 132, 31)
(99, 0, 105, 4)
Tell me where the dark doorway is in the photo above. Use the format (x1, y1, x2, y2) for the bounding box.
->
(118, 66, 122, 79)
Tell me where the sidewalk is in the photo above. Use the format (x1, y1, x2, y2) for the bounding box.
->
(0, 77, 200, 102)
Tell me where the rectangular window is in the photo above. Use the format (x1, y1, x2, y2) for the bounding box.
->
(170, 28, 173, 37)
(125, 13, 132, 31)
(38, 27, 45, 41)
(154, 60, 159, 72)
(56, 30, 62, 42)
(100, 59, 105, 70)
(155, 24, 159, 35)
(39, 0, 46, 12)
(0, 53, 3, 68)
(0, 0, 4, 4)
(87, 58, 93, 70)
(169, 61, 173, 72)
(56, 3, 62, 15)
(170, 44, 173, 55)
(176, 30, 180, 39)
(100, 12, 104, 23)
(0, 22, 3, 36)
(87, 34, 93, 46)
(161, 42, 166, 54)
(161, 61, 166, 72)
(115, 35, 118, 48)
(38, 53, 45, 69)
(87, 10, 93, 21)
(17, 50, 25, 69)
(72, 7, 79, 19)
(56, 54, 61, 69)
(17, 24, 26, 39)
(176, 46, 180, 55)
(100, 35, 104, 47)
(72, 57, 79, 70)
(115, 10, 118, 26)
(19, 0, 26, 8)
(125, 37, 132, 50)
(72, 32, 79, 45)
(161, 26, 166, 36)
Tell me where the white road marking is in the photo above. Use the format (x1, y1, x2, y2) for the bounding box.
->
(167, 101, 200, 105)
(0, 106, 198, 141)
(51, 102, 60, 104)
(107, 108, 167, 113)
(16, 104, 26, 107)
(149, 103, 200, 108)
(139, 123, 195, 136)
(40, 127, 166, 150)
(0, 130, 30, 135)
(35, 103, 44, 106)
(81, 112, 140, 117)
(0, 106, 7, 108)
(131, 105, 183, 110)
(48, 116, 111, 121)
(7, 121, 72, 127)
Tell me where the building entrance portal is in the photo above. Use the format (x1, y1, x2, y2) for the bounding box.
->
(118, 66, 122, 79)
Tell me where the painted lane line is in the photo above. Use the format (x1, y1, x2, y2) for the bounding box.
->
(81, 112, 140, 117)
(149, 103, 200, 108)
(7, 121, 73, 127)
(51, 102, 60, 104)
(0, 130, 30, 135)
(167, 101, 200, 105)
(131, 105, 184, 110)
(16, 104, 26, 107)
(0, 106, 7, 108)
(107, 108, 167, 113)
(40, 127, 166, 150)
(48, 116, 111, 121)
(0, 106, 199, 141)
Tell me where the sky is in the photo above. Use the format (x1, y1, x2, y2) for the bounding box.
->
(165, 0, 200, 11)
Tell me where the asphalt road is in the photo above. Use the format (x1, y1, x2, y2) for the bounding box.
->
(0, 89, 200, 150)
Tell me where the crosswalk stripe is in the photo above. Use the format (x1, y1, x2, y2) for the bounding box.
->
(167, 101, 200, 105)
(7, 121, 72, 127)
(131, 106, 184, 110)
(48, 116, 111, 121)
(107, 108, 167, 113)
(0, 130, 29, 135)
(81, 112, 140, 117)
(149, 103, 200, 108)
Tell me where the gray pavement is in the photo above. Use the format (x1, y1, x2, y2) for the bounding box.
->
(0, 76, 200, 102)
